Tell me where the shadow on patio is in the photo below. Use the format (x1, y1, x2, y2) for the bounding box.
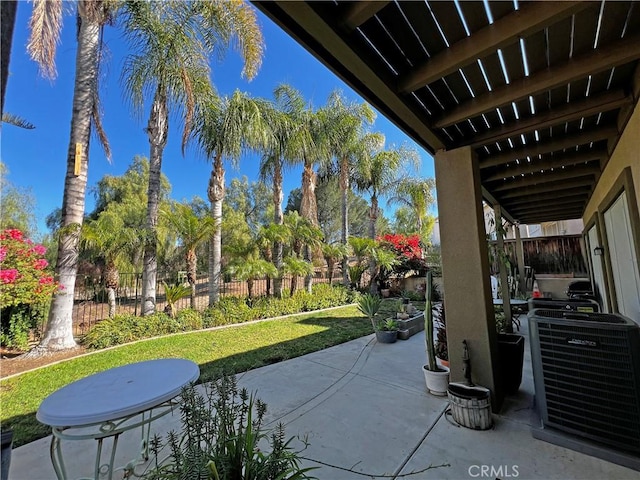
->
(10, 313, 637, 480)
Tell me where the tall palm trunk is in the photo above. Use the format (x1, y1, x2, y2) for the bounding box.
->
(300, 159, 317, 292)
(339, 156, 350, 287)
(273, 159, 284, 298)
(141, 89, 168, 315)
(186, 248, 197, 309)
(369, 193, 379, 239)
(208, 153, 224, 304)
(35, 10, 101, 353)
(368, 193, 380, 295)
(104, 260, 119, 318)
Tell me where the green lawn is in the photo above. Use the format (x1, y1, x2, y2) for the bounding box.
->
(1, 305, 371, 447)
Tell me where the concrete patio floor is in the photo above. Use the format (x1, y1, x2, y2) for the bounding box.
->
(10, 315, 639, 479)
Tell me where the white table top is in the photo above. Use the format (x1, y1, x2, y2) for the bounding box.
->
(37, 359, 200, 427)
(493, 298, 528, 306)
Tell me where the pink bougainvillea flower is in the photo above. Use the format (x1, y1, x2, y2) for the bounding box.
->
(34, 258, 49, 270)
(39, 276, 54, 285)
(5, 229, 23, 241)
(32, 244, 47, 256)
(0, 246, 7, 263)
(0, 269, 20, 283)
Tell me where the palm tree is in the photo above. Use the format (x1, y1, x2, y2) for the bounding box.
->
(321, 242, 350, 285)
(119, 0, 263, 314)
(258, 84, 304, 298)
(27, 0, 114, 354)
(283, 211, 323, 295)
(257, 222, 290, 296)
(81, 211, 138, 317)
(388, 178, 437, 241)
(355, 144, 419, 239)
(192, 91, 272, 305)
(161, 201, 215, 309)
(320, 91, 376, 286)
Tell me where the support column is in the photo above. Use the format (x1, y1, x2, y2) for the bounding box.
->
(435, 146, 503, 410)
(495, 205, 513, 333)
(514, 223, 526, 295)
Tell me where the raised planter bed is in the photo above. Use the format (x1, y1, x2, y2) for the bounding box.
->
(397, 311, 424, 340)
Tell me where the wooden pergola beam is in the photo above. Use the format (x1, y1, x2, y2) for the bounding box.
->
(505, 191, 589, 207)
(491, 165, 600, 192)
(398, 1, 587, 93)
(466, 90, 631, 149)
(511, 201, 587, 215)
(479, 126, 617, 168)
(434, 34, 640, 129)
(340, 1, 391, 31)
(483, 148, 606, 182)
(519, 212, 584, 223)
(498, 176, 595, 199)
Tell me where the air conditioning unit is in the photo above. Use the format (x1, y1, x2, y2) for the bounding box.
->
(529, 309, 640, 453)
(528, 297, 600, 313)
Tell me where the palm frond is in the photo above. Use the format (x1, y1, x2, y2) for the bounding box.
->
(1, 113, 35, 129)
(27, 0, 63, 80)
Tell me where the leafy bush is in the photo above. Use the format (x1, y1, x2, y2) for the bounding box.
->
(175, 308, 203, 330)
(83, 285, 356, 350)
(0, 229, 59, 349)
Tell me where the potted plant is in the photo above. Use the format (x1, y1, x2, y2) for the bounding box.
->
(396, 304, 410, 320)
(423, 270, 450, 395)
(375, 318, 399, 343)
(357, 293, 382, 331)
(433, 302, 448, 367)
(495, 310, 525, 395)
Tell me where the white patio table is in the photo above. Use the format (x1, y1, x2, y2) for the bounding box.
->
(37, 358, 200, 480)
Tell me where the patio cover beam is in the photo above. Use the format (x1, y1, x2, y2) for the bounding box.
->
(498, 176, 595, 198)
(519, 212, 584, 223)
(511, 201, 587, 215)
(490, 166, 600, 192)
(479, 126, 618, 168)
(505, 192, 590, 207)
(465, 90, 631, 149)
(340, 1, 391, 31)
(398, 1, 587, 93)
(483, 148, 606, 182)
(434, 34, 640, 129)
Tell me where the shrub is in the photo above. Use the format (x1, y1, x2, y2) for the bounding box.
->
(0, 229, 59, 349)
(83, 285, 356, 350)
(175, 308, 203, 330)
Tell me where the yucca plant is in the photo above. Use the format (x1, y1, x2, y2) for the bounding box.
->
(357, 293, 382, 330)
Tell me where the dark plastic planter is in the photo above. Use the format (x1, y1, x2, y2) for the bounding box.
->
(375, 330, 398, 343)
(498, 333, 525, 394)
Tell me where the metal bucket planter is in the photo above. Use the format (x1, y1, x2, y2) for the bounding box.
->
(447, 383, 493, 430)
(423, 365, 450, 396)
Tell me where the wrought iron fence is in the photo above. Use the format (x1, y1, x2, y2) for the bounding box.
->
(70, 269, 342, 336)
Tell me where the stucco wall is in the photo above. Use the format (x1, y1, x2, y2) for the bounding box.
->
(583, 101, 640, 222)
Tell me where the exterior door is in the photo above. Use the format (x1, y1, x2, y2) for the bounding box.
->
(603, 193, 640, 320)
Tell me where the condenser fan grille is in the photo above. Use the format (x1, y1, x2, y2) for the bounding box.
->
(530, 311, 640, 453)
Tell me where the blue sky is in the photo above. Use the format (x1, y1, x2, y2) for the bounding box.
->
(2, 3, 435, 236)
